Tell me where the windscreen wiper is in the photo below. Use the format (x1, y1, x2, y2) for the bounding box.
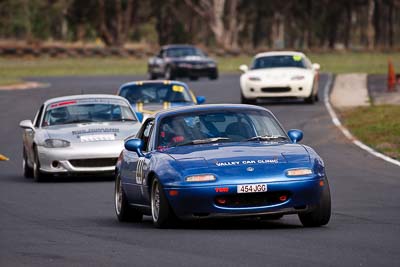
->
(246, 135, 288, 142)
(177, 137, 231, 146)
(110, 118, 137, 122)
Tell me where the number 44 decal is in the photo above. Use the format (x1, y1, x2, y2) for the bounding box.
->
(135, 158, 145, 184)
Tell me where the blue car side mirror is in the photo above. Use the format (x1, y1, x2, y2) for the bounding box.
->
(125, 138, 144, 157)
(288, 129, 303, 143)
(135, 112, 144, 122)
(196, 96, 206, 104)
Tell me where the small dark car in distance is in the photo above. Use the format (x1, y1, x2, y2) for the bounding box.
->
(148, 44, 218, 81)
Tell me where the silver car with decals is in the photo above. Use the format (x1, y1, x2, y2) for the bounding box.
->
(19, 94, 141, 181)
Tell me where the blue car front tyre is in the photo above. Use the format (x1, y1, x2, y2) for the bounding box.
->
(298, 178, 331, 227)
(151, 178, 178, 228)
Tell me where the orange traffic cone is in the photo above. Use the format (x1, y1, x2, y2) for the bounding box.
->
(388, 59, 396, 92)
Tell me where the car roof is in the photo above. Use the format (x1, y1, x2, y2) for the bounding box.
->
(152, 104, 271, 120)
(118, 80, 189, 92)
(161, 44, 198, 50)
(43, 94, 130, 106)
(255, 51, 306, 58)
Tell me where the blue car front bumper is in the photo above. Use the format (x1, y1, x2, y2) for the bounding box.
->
(164, 178, 324, 219)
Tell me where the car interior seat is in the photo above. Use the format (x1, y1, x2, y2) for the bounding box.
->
(225, 121, 252, 140)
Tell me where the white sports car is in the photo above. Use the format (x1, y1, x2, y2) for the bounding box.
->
(19, 94, 141, 181)
(239, 51, 320, 104)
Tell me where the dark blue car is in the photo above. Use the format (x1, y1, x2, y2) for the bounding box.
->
(114, 104, 331, 228)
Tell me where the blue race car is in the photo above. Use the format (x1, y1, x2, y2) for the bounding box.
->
(117, 80, 205, 122)
(114, 104, 331, 228)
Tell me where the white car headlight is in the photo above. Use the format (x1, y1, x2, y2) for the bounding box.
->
(248, 76, 261, 81)
(291, 75, 305, 80)
(286, 168, 313, 176)
(185, 174, 216, 182)
(44, 139, 70, 148)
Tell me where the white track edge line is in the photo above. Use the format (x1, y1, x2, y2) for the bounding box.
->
(323, 73, 400, 167)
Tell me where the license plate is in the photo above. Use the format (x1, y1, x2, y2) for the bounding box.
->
(80, 134, 115, 142)
(237, 183, 267, 194)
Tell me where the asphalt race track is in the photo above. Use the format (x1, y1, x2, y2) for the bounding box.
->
(1, 74, 399, 266)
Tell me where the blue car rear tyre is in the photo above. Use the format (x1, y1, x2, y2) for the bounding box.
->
(115, 174, 143, 222)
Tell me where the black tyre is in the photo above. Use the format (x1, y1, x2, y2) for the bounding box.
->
(298, 179, 331, 227)
(165, 66, 175, 80)
(151, 178, 178, 228)
(23, 148, 33, 178)
(149, 72, 157, 80)
(32, 147, 48, 182)
(241, 92, 256, 105)
(304, 93, 316, 104)
(115, 173, 143, 222)
(209, 71, 218, 80)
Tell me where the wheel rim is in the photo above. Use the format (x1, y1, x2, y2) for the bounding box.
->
(115, 176, 122, 215)
(22, 155, 26, 171)
(33, 157, 39, 178)
(151, 181, 160, 222)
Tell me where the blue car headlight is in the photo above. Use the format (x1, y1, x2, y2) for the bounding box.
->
(44, 139, 70, 148)
(286, 168, 313, 176)
(185, 174, 216, 182)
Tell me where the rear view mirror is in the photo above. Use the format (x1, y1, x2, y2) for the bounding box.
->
(312, 63, 320, 70)
(135, 112, 144, 122)
(196, 96, 206, 104)
(19, 120, 34, 130)
(124, 138, 144, 157)
(288, 129, 303, 143)
(239, 65, 249, 73)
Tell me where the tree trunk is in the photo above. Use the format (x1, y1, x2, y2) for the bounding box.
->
(388, 0, 394, 47)
(367, 0, 375, 49)
(344, 1, 352, 49)
(97, 0, 134, 47)
(209, 0, 226, 48)
(252, 1, 262, 48)
(184, 0, 242, 50)
(271, 12, 284, 49)
(306, 0, 313, 49)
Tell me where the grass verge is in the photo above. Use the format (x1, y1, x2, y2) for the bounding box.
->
(340, 105, 400, 160)
(1, 52, 399, 85)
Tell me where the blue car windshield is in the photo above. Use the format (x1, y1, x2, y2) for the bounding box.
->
(119, 83, 193, 104)
(252, 55, 307, 70)
(157, 110, 287, 148)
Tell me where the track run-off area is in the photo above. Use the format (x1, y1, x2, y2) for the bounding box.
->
(0, 74, 399, 266)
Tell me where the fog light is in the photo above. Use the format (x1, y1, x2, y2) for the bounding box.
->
(216, 197, 226, 205)
(279, 195, 287, 202)
(52, 161, 59, 168)
(250, 88, 255, 92)
(169, 190, 179, 196)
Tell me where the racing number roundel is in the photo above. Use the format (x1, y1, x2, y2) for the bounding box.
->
(135, 158, 145, 184)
